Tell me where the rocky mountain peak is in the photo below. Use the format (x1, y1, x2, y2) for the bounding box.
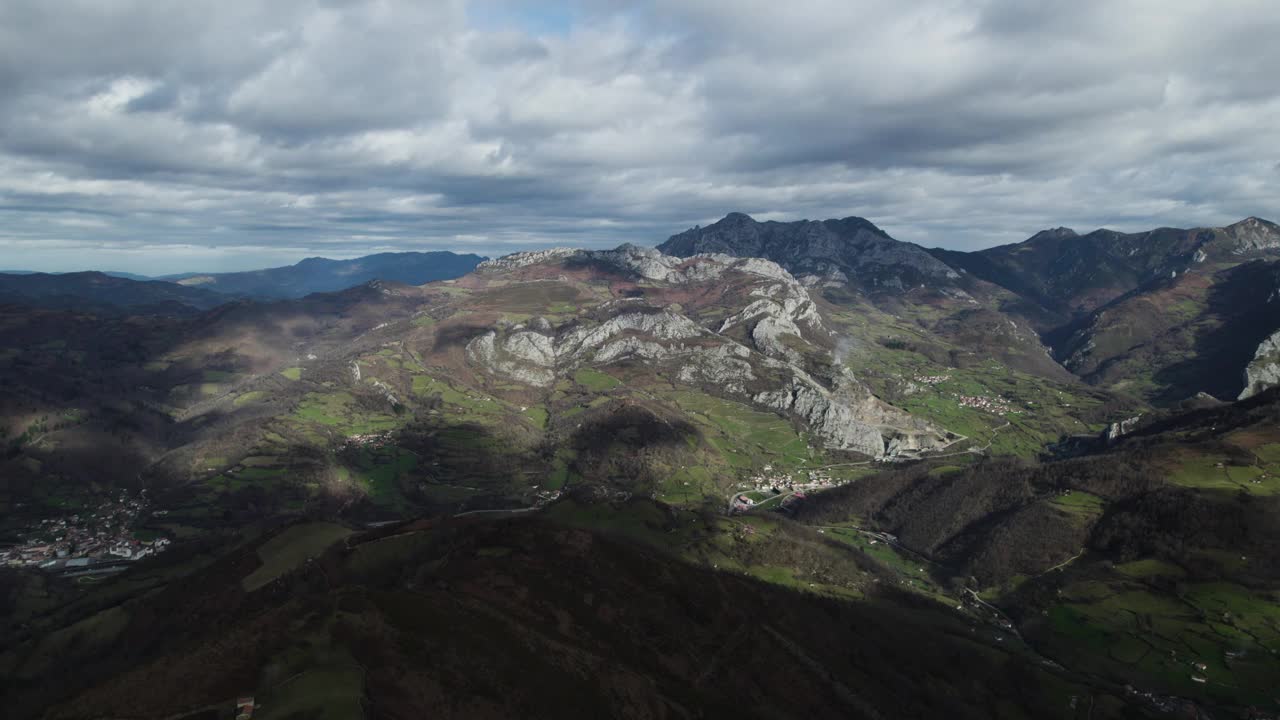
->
(1225, 216, 1280, 253)
(1027, 227, 1079, 243)
(659, 213, 960, 292)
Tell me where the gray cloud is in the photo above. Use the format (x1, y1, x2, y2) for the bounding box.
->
(0, 0, 1276, 274)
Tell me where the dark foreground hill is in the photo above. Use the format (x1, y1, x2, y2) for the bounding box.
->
(2, 503, 1151, 720)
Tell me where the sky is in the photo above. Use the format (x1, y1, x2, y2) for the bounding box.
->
(1, 0, 1277, 274)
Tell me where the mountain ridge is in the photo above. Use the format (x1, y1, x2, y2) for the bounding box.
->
(0, 270, 230, 314)
(164, 250, 487, 299)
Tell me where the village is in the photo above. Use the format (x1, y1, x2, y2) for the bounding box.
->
(956, 394, 1016, 414)
(0, 490, 170, 571)
(729, 465, 836, 513)
(907, 373, 1020, 415)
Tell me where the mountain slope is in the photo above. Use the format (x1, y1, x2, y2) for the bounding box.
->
(928, 217, 1280, 404)
(659, 213, 1080, 388)
(167, 251, 486, 299)
(792, 389, 1280, 711)
(1053, 259, 1280, 403)
(0, 271, 229, 313)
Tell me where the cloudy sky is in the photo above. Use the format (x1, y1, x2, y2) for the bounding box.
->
(1, 0, 1277, 274)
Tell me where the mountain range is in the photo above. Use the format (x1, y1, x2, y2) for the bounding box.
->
(162, 251, 487, 299)
(0, 251, 487, 312)
(3, 213, 1280, 718)
(664, 212, 1280, 406)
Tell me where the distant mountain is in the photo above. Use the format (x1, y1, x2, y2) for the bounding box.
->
(0, 271, 228, 314)
(164, 251, 486, 299)
(931, 217, 1280, 320)
(659, 212, 960, 292)
(0, 270, 154, 281)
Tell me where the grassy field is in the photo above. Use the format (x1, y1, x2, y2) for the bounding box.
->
(1165, 448, 1280, 496)
(1047, 491, 1106, 522)
(280, 367, 303, 381)
(411, 374, 514, 421)
(573, 367, 622, 391)
(242, 522, 353, 592)
(233, 390, 267, 407)
(291, 391, 402, 435)
(1033, 570, 1280, 707)
(257, 664, 364, 720)
(344, 445, 416, 508)
(665, 390, 814, 474)
(820, 524, 951, 602)
(522, 405, 549, 429)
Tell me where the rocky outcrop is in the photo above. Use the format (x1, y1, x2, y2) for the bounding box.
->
(477, 248, 581, 271)
(1104, 415, 1143, 443)
(718, 283, 827, 362)
(466, 310, 707, 388)
(561, 310, 705, 354)
(751, 368, 949, 456)
(674, 344, 758, 394)
(1240, 330, 1280, 399)
(479, 243, 803, 288)
(754, 380, 885, 456)
(465, 330, 557, 387)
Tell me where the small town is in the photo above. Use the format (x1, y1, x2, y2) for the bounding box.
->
(956, 394, 1015, 414)
(911, 373, 951, 386)
(729, 465, 837, 513)
(905, 373, 1018, 415)
(0, 490, 169, 571)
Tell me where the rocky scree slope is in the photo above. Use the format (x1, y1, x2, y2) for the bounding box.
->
(1241, 328, 1280, 399)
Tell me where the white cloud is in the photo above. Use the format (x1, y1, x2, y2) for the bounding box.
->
(0, 0, 1277, 273)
